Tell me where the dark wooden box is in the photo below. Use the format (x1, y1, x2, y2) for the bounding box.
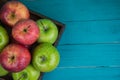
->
(0, 0, 65, 80)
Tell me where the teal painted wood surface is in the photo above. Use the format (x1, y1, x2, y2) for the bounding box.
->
(20, 0, 120, 80)
(59, 21, 120, 44)
(20, 0, 120, 21)
(58, 44, 120, 66)
(43, 68, 120, 80)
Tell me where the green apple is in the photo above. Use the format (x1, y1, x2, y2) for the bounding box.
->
(0, 25, 9, 52)
(36, 19, 58, 44)
(32, 43, 60, 72)
(0, 64, 8, 76)
(12, 65, 40, 80)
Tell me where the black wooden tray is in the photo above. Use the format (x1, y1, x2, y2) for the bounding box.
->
(0, 0, 65, 80)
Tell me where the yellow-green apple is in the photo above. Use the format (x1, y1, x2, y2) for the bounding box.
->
(0, 25, 9, 52)
(0, 64, 8, 77)
(0, 1, 30, 27)
(12, 65, 40, 80)
(0, 43, 31, 72)
(12, 19, 39, 45)
(32, 43, 60, 72)
(36, 19, 58, 44)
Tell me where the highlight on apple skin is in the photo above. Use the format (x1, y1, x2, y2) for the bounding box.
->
(12, 19, 40, 45)
(0, 1, 30, 27)
(0, 43, 31, 72)
(37, 19, 58, 44)
(32, 43, 60, 72)
(0, 0, 61, 79)
(12, 65, 40, 80)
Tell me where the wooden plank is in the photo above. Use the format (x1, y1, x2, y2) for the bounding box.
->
(42, 67, 120, 80)
(18, 1, 120, 80)
(57, 44, 120, 66)
(20, 0, 120, 22)
(59, 20, 120, 44)
(19, 0, 120, 44)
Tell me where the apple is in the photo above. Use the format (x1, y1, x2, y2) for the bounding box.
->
(0, 43, 31, 72)
(0, 1, 30, 27)
(36, 19, 58, 44)
(12, 19, 40, 45)
(0, 25, 9, 52)
(0, 64, 8, 77)
(32, 43, 60, 72)
(12, 65, 40, 80)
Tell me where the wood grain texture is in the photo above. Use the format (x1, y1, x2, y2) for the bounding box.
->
(58, 21, 120, 44)
(57, 44, 120, 66)
(42, 68, 120, 80)
(20, 0, 120, 22)
(20, 0, 120, 44)
(20, 0, 120, 80)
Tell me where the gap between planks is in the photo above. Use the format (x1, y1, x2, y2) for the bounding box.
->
(57, 65, 120, 69)
(62, 18, 120, 22)
(58, 41, 120, 46)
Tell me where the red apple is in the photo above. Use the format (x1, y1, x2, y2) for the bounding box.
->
(0, 43, 31, 72)
(0, 1, 30, 27)
(12, 19, 40, 45)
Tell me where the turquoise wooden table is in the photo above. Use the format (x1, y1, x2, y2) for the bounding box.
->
(20, 0, 120, 80)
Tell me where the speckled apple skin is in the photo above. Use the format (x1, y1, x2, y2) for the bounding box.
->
(0, 1, 30, 27)
(0, 43, 31, 72)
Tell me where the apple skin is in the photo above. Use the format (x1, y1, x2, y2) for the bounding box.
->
(0, 25, 9, 52)
(12, 65, 40, 80)
(36, 19, 58, 44)
(0, 43, 31, 72)
(0, 1, 30, 27)
(32, 43, 60, 72)
(0, 64, 8, 77)
(12, 19, 40, 45)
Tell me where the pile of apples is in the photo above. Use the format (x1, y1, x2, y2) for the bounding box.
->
(0, 1, 60, 80)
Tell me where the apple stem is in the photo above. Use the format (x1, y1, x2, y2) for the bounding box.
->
(40, 56, 46, 62)
(23, 29, 27, 32)
(40, 21, 47, 31)
(17, 73, 26, 80)
(11, 11, 16, 19)
(23, 25, 31, 32)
